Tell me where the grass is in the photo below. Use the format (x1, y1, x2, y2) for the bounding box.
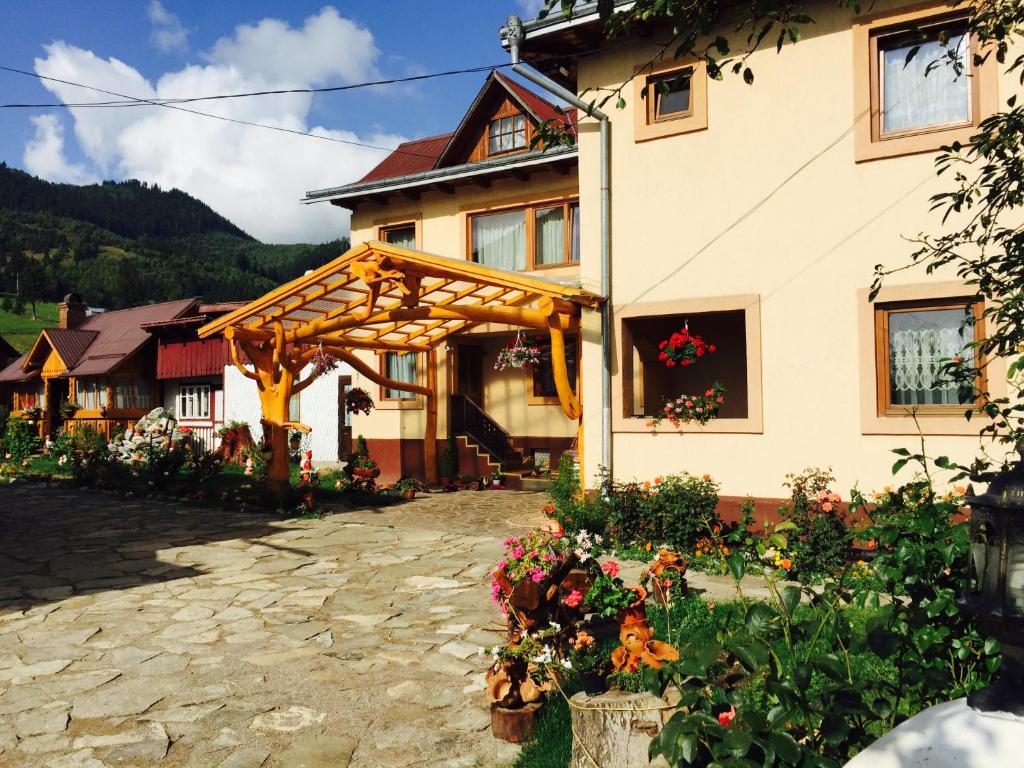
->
(0, 300, 59, 352)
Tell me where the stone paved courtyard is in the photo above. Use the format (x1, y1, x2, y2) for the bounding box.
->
(0, 484, 549, 767)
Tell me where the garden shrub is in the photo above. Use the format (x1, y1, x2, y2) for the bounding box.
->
(782, 467, 849, 583)
(548, 453, 606, 537)
(0, 405, 8, 441)
(3, 417, 40, 461)
(188, 449, 224, 487)
(603, 470, 720, 552)
(139, 440, 187, 489)
(646, 462, 998, 767)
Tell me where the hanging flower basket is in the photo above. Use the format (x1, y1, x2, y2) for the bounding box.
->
(494, 333, 542, 371)
(345, 387, 375, 416)
(651, 383, 726, 429)
(311, 346, 340, 377)
(658, 325, 716, 368)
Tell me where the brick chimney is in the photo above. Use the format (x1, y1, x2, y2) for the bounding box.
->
(59, 293, 87, 329)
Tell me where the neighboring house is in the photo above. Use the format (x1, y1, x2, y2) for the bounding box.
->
(142, 303, 246, 452)
(303, 70, 581, 480)
(494, 0, 1013, 505)
(0, 294, 196, 440)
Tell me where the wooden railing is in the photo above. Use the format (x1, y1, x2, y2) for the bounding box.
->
(450, 394, 511, 464)
(180, 425, 221, 453)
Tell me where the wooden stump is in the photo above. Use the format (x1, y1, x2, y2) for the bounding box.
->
(568, 691, 672, 768)
(491, 702, 541, 743)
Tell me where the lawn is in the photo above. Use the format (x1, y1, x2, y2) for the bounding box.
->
(0, 300, 59, 352)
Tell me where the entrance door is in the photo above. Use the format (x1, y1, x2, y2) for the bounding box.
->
(337, 375, 353, 460)
(454, 345, 483, 406)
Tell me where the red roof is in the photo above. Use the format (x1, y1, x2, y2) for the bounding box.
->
(354, 71, 576, 186)
(359, 133, 452, 183)
(44, 329, 99, 369)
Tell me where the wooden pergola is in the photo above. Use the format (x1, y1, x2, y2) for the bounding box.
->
(198, 241, 601, 497)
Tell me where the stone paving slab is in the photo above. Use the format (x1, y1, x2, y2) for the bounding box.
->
(0, 485, 546, 767)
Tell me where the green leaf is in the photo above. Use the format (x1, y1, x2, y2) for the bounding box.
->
(728, 552, 746, 582)
(615, 97, 626, 110)
(820, 714, 849, 746)
(891, 447, 911, 456)
(774, 521, 797, 532)
(868, 628, 899, 659)
(745, 603, 778, 635)
(678, 733, 698, 764)
(780, 586, 801, 617)
(892, 458, 909, 475)
(743, 67, 754, 85)
(770, 732, 802, 765)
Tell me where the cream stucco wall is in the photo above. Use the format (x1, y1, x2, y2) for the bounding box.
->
(345, 167, 581, 443)
(572, 0, 1018, 497)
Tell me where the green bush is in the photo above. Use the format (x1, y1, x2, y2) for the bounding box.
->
(3, 417, 40, 461)
(603, 470, 720, 551)
(439, 434, 459, 479)
(783, 467, 849, 583)
(139, 440, 186, 489)
(548, 452, 607, 536)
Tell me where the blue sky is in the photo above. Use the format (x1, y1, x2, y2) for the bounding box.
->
(0, 1, 545, 242)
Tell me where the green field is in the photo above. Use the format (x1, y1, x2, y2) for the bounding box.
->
(0, 300, 58, 353)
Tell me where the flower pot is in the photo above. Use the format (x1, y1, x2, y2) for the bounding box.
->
(289, 438, 301, 451)
(580, 672, 607, 696)
(468, 481, 480, 491)
(490, 702, 541, 743)
(403, 489, 416, 500)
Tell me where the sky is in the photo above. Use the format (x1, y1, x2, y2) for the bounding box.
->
(0, 0, 548, 243)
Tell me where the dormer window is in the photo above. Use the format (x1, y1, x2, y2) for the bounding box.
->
(488, 115, 526, 154)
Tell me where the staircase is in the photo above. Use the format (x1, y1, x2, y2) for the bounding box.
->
(449, 394, 526, 474)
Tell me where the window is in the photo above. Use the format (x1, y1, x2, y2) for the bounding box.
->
(875, 298, 981, 413)
(647, 68, 693, 122)
(532, 335, 578, 401)
(177, 384, 211, 420)
(877, 21, 970, 136)
(289, 392, 301, 422)
(853, 3, 995, 162)
(488, 114, 526, 154)
(633, 59, 708, 142)
(621, 309, 750, 420)
(113, 380, 150, 410)
(75, 379, 107, 411)
(384, 352, 418, 399)
(469, 200, 579, 271)
(380, 224, 416, 249)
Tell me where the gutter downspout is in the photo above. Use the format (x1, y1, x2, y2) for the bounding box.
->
(506, 15, 613, 482)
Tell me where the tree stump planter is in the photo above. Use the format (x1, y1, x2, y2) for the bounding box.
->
(568, 691, 672, 768)
(491, 702, 541, 743)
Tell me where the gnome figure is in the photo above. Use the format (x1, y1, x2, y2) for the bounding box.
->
(300, 450, 313, 484)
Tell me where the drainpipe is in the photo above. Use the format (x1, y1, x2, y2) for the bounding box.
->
(506, 15, 613, 481)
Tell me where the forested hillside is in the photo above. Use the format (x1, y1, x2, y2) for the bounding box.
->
(0, 164, 347, 309)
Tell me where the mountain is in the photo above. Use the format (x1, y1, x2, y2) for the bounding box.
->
(0, 163, 347, 309)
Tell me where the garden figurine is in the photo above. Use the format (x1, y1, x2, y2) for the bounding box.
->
(300, 450, 313, 483)
(244, 456, 254, 476)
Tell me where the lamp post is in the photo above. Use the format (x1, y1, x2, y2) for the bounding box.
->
(960, 459, 1024, 718)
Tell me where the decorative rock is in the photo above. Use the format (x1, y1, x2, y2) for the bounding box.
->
(568, 691, 672, 768)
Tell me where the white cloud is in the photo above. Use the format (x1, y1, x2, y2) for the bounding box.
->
(23, 114, 98, 185)
(149, 1, 189, 54)
(28, 7, 404, 243)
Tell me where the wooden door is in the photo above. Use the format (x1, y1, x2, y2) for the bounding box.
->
(455, 345, 483, 407)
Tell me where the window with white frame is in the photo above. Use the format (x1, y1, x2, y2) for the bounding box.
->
(177, 383, 211, 419)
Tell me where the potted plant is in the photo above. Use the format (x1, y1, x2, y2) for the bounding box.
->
(657, 324, 716, 368)
(395, 476, 423, 500)
(569, 630, 606, 695)
(344, 387, 375, 416)
(439, 435, 459, 489)
(485, 636, 550, 743)
(494, 332, 542, 371)
(490, 468, 504, 489)
(288, 429, 303, 451)
(350, 435, 379, 479)
(23, 405, 42, 421)
(59, 400, 81, 419)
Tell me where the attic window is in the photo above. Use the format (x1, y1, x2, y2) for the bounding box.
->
(488, 115, 526, 154)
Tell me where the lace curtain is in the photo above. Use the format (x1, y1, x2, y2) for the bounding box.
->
(888, 308, 971, 406)
(385, 352, 418, 399)
(535, 206, 564, 265)
(881, 30, 969, 134)
(472, 210, 525, 270)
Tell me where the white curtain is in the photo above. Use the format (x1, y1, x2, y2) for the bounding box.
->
(535, 207, 564, 265)
(385, 227, 416, 249)
(882, 31, 969, 134)
(386, 352, 418, 398)
(472, 210, 525, 270)
(889, 308, 971, 406)
(570, 203, 580, 262)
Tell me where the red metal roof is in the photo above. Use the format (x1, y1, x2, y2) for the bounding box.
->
(0, 353, 31, 383)
(44, 329, 99, 369)
(493, 71, 577, 136)
(359, 133, 452, 183)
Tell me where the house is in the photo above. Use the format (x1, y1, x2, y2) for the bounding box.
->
(300, 70, 582, 481)
(0, 336, 17, 369)
(492, 0, 1012, 506)
(0, 294, 196, 440)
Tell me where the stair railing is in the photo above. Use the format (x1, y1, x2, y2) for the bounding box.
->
(450, 394, 510, 464)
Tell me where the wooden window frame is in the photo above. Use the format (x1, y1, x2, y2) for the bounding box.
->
(873, 296, 985, 417)
(378, 351, 424, 409)
(852, 1, 998, 162)
(376, 219, 421, 249)
(177, 382, 212, 421)
(486, 114, 527, 157)
(528, 333, 581, 406)
(633, 56, 709, 142)
(466, 197, 580, 272)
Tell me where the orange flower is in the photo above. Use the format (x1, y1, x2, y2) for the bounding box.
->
(645, 542, 652, 552)
(721, 546, 730, 555)
(643, 481, 651, 489)
(654, 476, 664, 485)
(954, 485, 967, 495)
(780, 558, 792, 570)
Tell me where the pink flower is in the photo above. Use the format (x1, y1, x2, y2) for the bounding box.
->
(496, 560, 508, 570)
(822, 502, 833, 512)
(717, 706, 736, 726)
(564, 589, 583, 608)
(663, 579, 673, 589)
(601, 561, 620, 578)
(511, 546, 525, 559)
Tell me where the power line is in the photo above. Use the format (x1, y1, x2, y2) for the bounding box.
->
(0, 62, 514, 109)
(0, 66, 452, 160)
